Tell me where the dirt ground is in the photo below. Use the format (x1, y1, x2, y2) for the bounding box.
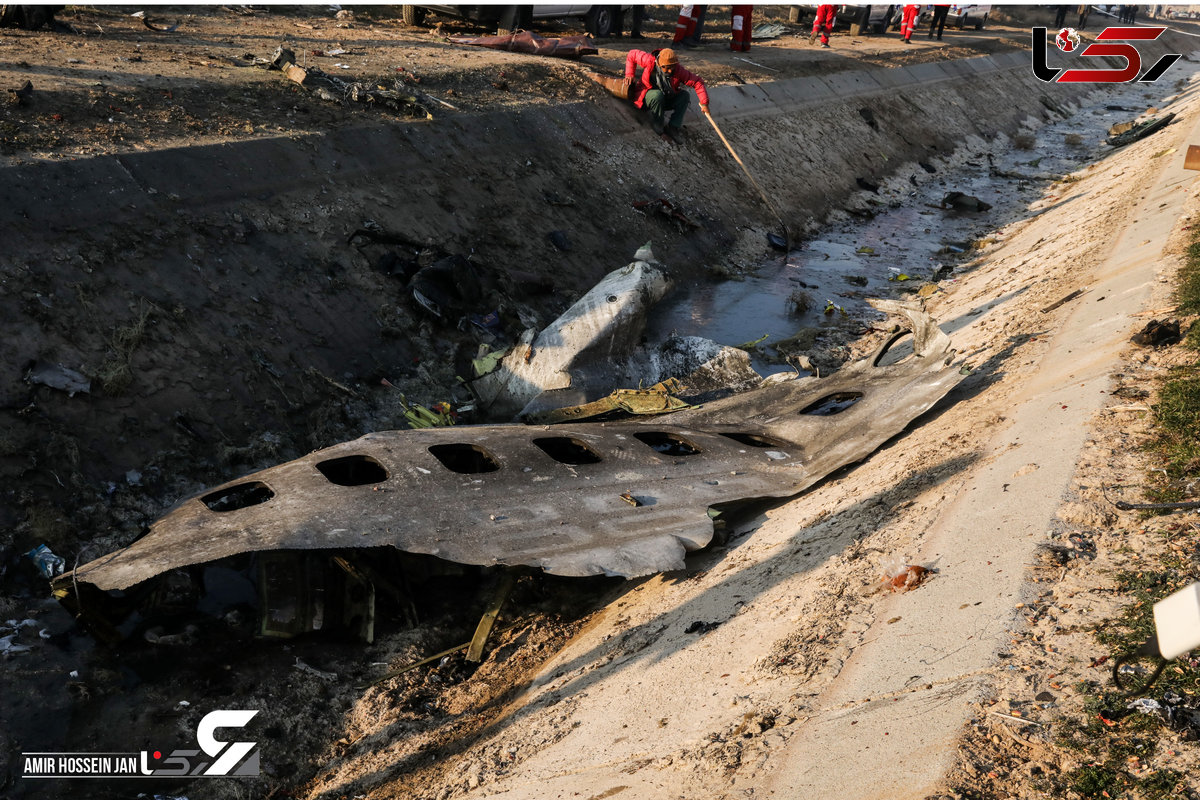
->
(3, 4, 1200, 800)
(0, 4, 1028, 165)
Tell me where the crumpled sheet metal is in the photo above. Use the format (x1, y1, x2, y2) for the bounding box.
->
(67, 301, 966, 592)
(447, 31, 598, 59)
(472, 258, 672, 418)
(473, 249, 761, 421)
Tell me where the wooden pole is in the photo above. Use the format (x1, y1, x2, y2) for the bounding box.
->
(702, 108, 791, 248)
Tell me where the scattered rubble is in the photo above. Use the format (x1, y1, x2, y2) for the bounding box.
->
(1106, 112, 1176, 147)
(267, 46, 434, 119)
(940, 191, 993, 212)
(1131, 318, 1182, 347)
(23, 360, 91, 396)
(447, 31, 598, 59)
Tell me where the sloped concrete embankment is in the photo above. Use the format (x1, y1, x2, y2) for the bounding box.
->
(0, 53, 1092, 551)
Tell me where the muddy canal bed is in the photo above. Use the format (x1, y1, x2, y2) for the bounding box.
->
(648, 83, 1169, 376)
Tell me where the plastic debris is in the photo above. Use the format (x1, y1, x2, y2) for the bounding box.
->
(24, 361, 91, 396)
(940, 192, 992, 212)
(823, 300, 847, 316)
(0, 619, 38, 655)
(25, 544, 65, 579)
(7, 80, 33, 107)
(266, 46, 432, 119)
(397, 395, 455, 429)
(409, 254, 486, 319)
(526, 378, 693, 424)
(1126, 692, 1200, 739)
(142, 16, 180, 32)
(1129, 698, 1161, 715)
(880, 555, 930, 593)
(1131, 319, 1181, 347)
(750, 22, 787, 39)
(469, 311, 503, 338)
(0, 635, 31, 655)
(471, 344, 509, 378)
(447, 31, 597, 59)
(1107, 112, 1175, 147)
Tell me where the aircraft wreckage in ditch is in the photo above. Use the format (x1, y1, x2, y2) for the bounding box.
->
(64, 297, 969, 600)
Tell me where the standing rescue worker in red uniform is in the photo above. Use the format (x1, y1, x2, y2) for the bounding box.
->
(673, 5, 707, 46)
(900, 4, 920, 43)
(624, 47, 709, 145)
(730, 5, 753, 51)
(810, 4, 836, 48)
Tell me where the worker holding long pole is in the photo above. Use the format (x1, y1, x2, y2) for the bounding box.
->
(619, 47, 790, 245)
(623, 47, 708, 145)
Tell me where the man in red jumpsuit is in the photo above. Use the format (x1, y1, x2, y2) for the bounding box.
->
(624, 47, 709, 144)
(673, 4, 707, 46)
(900, 4, 920, 43)
(730, 5, 753, 51)
(810, 4, 836, 48)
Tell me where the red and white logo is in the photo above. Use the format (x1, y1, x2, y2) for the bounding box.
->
(1033, 26, 1181, 83)
(1055, 27, 1081, 52)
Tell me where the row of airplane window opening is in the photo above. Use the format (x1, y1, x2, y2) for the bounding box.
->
(200, 431, 783, 514)
(199, 390, 866, 513)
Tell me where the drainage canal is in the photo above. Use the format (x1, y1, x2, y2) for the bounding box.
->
(646, 83, 1165, 376)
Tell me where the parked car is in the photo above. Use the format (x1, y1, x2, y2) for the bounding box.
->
(864, 5, 902, 33)
(796, 4, 896, 35)
(401, 5, 626, 37)
(946, 4, 991, 30)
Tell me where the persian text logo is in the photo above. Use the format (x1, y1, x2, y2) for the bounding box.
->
(22, 710, 259, 779)
(1032, 26, 1181, 83)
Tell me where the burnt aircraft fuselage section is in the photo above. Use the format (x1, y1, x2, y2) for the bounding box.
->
(65, 303, 967, 592)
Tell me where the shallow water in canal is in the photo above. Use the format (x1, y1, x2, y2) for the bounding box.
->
(646, 83, 1168, 376)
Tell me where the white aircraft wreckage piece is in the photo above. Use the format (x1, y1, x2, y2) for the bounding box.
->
(66, 301, 967, 593)
(471, 245, 761, 421)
